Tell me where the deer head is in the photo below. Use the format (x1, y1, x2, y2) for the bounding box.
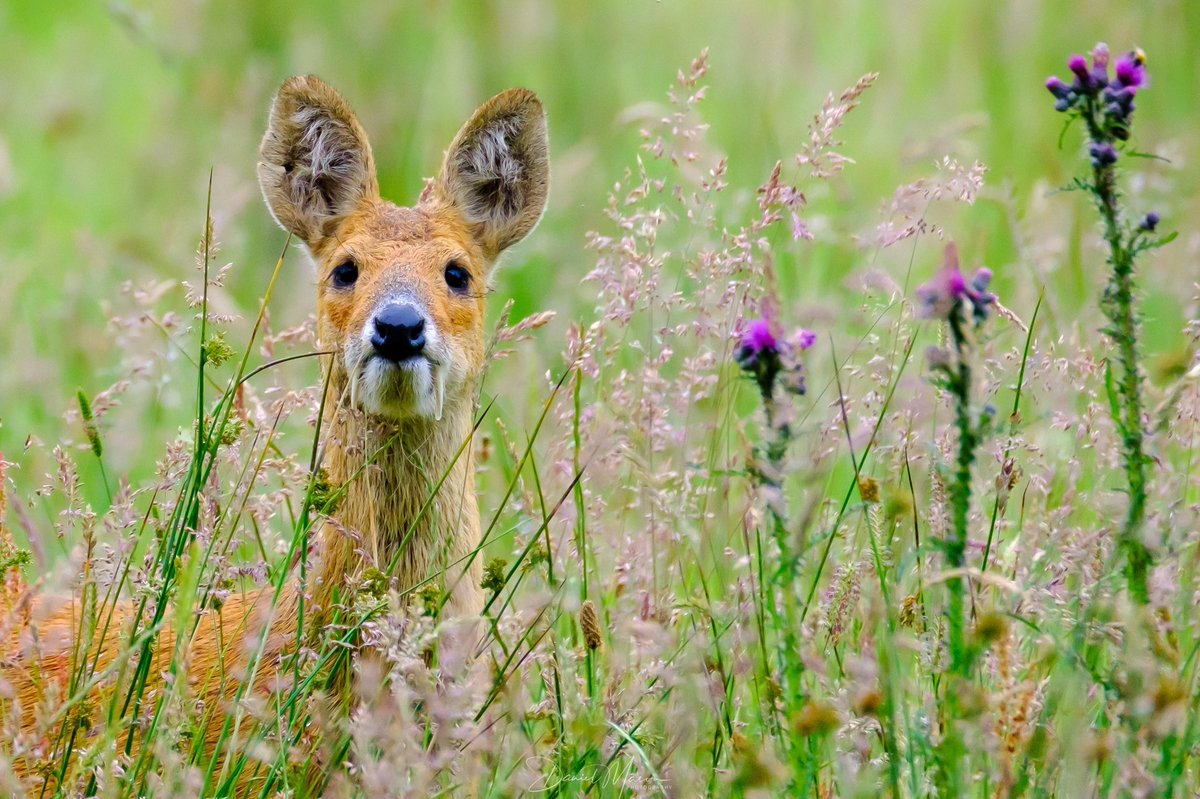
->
(257, 76, 549, 421)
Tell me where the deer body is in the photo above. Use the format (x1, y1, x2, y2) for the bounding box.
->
(316, 400, 484, 617)
(0, 76, 549, 792)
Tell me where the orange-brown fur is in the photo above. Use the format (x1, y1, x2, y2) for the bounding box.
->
(0, 75, 549, 792)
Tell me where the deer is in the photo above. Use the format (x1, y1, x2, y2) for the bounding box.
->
(0, 75, 549, 794)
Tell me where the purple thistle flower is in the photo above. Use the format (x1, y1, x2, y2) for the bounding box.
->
(1048, 44, 1145, 119)
(736, 315, 812, 399)
(735, 316, 781, 385)
(741, 319, 778, 358)
(917, 244, 967, 321)
(1139, 212, 1160, 232)
(917, 243, 996, 324)
(1115, 50, 1148, 90)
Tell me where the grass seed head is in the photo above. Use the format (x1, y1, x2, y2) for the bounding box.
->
(580, 599, 604, 651)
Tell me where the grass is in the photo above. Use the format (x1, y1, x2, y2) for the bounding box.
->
(1, 1, 1200, 797)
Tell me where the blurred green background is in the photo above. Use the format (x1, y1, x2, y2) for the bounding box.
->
(1, 0, 1197, 512)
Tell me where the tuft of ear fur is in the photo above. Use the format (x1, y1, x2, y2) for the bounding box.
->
(257, 76, 378, 246)
(429, 88, 549, 259)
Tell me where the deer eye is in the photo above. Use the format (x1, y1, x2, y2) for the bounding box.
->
(331, 260, 358, 289)
(444, 261, 470, 293)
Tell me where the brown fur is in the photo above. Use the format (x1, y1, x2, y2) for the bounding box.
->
(0, 75, 549, 792)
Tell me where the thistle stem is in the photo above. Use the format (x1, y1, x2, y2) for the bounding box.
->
(750, 379, 808, 767)
(946, 314, 976, 667)
(1085, 104, 1152, 604)
(935, 311, 978, 795)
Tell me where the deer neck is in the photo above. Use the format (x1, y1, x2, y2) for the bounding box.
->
(312, 377, 479, 615)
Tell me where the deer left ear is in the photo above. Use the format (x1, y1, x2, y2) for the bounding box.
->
(257, 75, 378, 247)
(428, 88, 549, 260)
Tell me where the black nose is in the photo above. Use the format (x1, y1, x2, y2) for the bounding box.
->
(371, 304, 426, 362)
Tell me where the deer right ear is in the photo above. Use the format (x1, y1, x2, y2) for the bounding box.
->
(257, 76, 378, 246)
(427, 88, 549, 261)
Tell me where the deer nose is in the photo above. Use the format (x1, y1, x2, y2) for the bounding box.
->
(371, 304, 426, 362)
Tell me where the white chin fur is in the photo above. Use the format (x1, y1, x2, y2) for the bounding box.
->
(348, 355, 447, 421)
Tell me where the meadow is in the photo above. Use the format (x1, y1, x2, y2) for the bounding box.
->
(2, 0, 1199, 796)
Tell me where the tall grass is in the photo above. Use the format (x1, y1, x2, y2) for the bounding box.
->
(0, 28, 1198, 799)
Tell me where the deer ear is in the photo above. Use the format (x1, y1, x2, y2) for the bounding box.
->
(257, 76, 378, 246)
(428, 88, 549, 259)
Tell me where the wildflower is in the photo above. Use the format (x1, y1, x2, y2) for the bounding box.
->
(1114, 49, 1148, 90)
(482, 557, 508, 596)
(523, 541, 549, 573)
(1044, 77, 1069, 96)
(1046, 44, 1160, 603)
(1047, 44, 1148, 142)
(1101, 84, 1137, 139)
(1044, 77, 1073, 112)
(0, 549, 30, 575)
(1089, 142, 1117, 168)
(216, 416, 243, 446)
(358, 567, 389, 599)
(917, 269, 961, 321)
(1089, 43, 1110, 83)
(916, 243, 994, 325)
(202, 331, 235, 368)
(307, 468, 342, 514)
(1067, 54, 1091, 88)
(416, 582, 442, 616)
(735, 314, 813, 399)
(737, 318, 777, 365)
(736, 317, 782, 401)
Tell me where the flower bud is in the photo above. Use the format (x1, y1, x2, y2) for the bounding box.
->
(1045, 76, 1071, 100)
(1067, 55, 1090, 85)
(1089, 142, 1118, 167)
